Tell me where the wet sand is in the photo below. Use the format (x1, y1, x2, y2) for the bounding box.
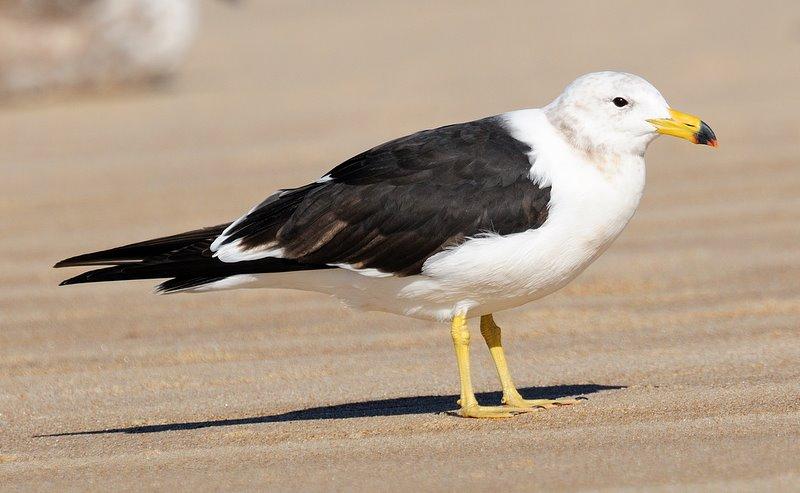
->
(1, 1, 799, 491)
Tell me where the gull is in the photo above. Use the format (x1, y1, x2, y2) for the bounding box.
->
(56, 71, 717, 418)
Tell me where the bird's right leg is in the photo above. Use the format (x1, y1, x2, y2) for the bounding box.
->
(480, 314, 580, 409)
(450, 313, 533, 418)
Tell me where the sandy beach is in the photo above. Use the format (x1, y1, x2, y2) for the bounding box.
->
(1, 1, 799, 490)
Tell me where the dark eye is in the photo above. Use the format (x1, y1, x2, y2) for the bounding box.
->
(612, 97, 629, 107)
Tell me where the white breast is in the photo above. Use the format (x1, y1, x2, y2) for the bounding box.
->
(417, 109, 646, 314)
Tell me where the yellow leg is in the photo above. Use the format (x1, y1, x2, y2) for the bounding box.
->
(480, 314, 580, 409)
(450, 314, 534, 418)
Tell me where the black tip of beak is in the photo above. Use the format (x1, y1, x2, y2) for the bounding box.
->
(696, 121, 718, 147)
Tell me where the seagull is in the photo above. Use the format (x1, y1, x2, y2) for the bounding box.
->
(56, 72, 717, 418)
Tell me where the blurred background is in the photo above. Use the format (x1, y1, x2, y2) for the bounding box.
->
(2, 1, 799, 490)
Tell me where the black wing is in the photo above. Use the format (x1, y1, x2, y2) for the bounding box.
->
(214, 116, 551, 276)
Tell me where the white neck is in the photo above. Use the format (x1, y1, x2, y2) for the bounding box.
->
(502, 108, 646, 280)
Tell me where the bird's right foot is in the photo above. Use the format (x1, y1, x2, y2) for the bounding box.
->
(503, 395, 583, 409)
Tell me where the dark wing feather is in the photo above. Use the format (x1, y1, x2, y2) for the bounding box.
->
(215, 116, 551, 276)
(55, 224, 230, 267)
(55, 223, 331, 291)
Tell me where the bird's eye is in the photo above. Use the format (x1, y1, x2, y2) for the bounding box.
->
(612, 97, 629, 107)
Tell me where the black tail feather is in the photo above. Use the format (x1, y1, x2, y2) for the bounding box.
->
(56, 224, 332, 291)
(54, 224, 230, 268)
(59, 260, 213, 286)
(156, 276, 228, 293)
(59, 257, 329, 291)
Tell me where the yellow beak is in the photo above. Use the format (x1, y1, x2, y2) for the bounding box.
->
(647, 108, 718, 147)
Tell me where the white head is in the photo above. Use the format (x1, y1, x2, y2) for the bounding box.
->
(545, 72, 716, 158)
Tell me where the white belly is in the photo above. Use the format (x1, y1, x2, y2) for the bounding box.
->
(417, 168, 643, 315)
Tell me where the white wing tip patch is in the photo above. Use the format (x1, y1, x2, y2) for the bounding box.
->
(214, 239, 286, 263)
(209, 234, 229, 252)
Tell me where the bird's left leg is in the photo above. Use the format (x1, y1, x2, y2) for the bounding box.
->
(480, 314, 580, 409)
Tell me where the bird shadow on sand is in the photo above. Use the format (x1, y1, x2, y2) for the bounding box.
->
(36, 384, 624, 437)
